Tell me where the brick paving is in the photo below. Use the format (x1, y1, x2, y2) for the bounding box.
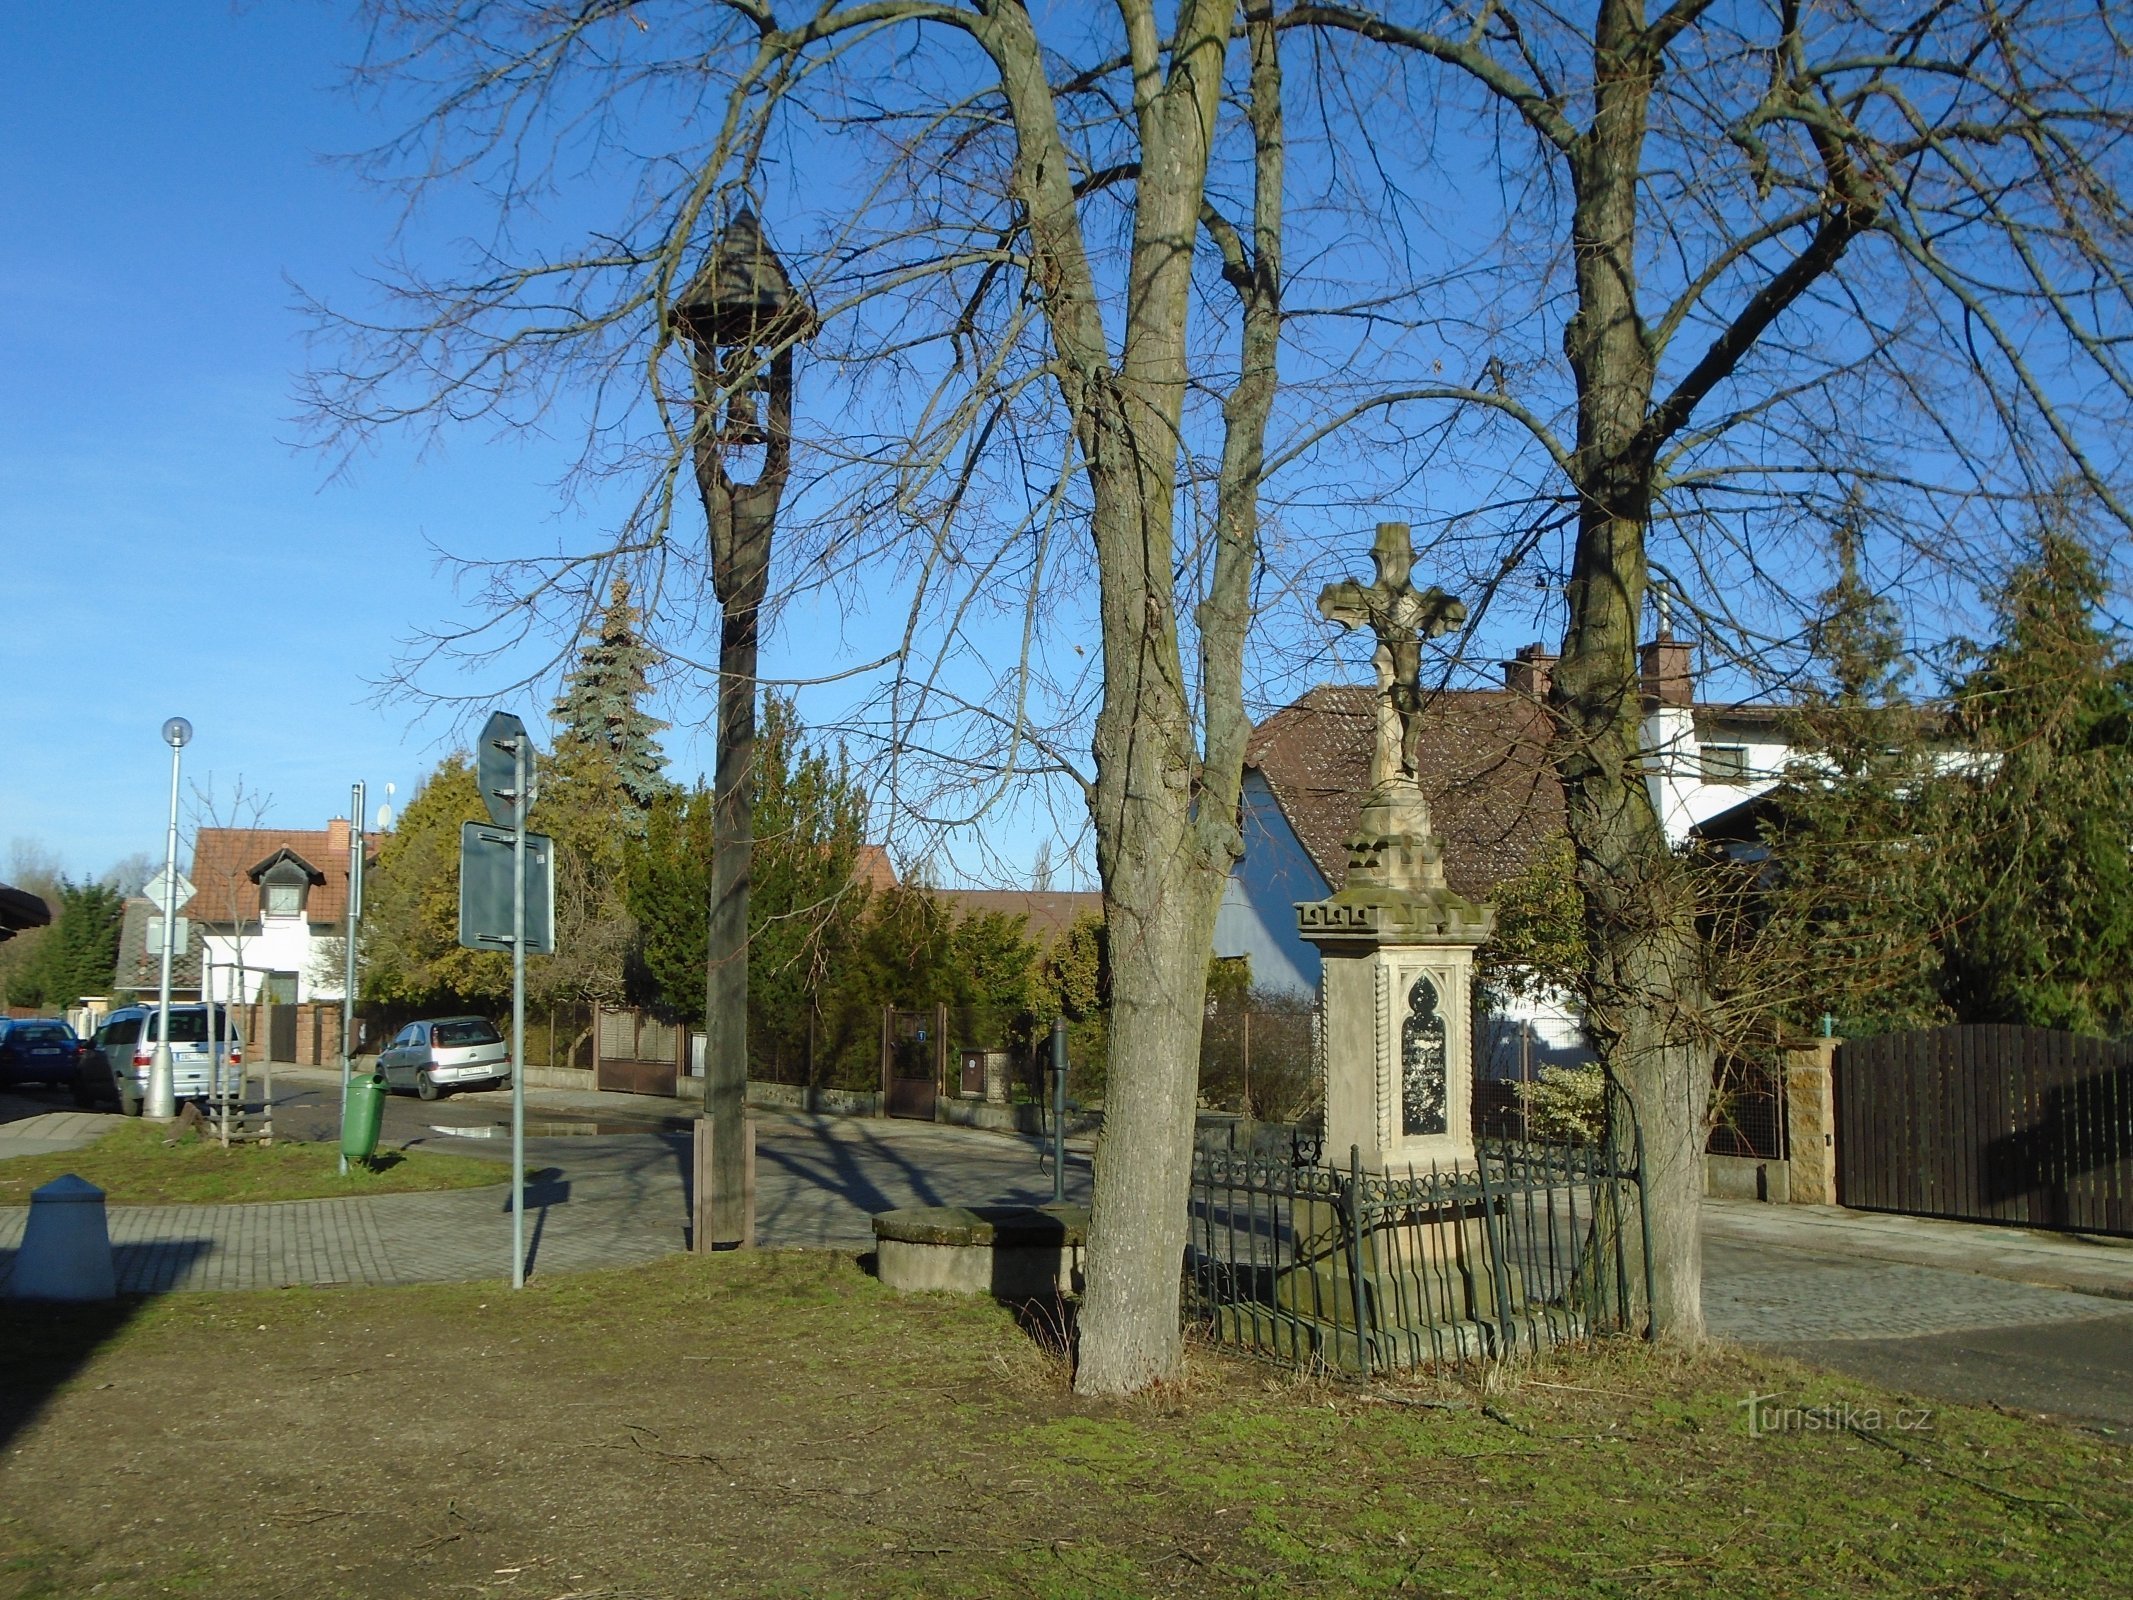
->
(4, 1097, 2127, 1352)
(1702, 1237, 2133, 1343)
(0, 1114, 1085, 1294)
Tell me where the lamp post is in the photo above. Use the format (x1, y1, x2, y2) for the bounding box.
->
(147, 715, 191, 1121)
(675, 208, 814, 1247)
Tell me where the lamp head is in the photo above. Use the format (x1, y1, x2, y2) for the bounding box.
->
(161, 717, 192, 750)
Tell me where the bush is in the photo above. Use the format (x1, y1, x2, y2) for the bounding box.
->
(1526, 1062, 1608, 1144)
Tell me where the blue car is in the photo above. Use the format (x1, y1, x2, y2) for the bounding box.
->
(0, 1017, 79, 1088)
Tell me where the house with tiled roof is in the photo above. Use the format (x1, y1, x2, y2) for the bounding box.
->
(936, 888, 1104, 945)
(1214, 633, 1797, 1076)
(175, 819, 366, 1005)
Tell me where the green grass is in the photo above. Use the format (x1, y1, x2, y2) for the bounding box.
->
(0, 1119, 505, 1206)
(1, 1252, 2124, 1598)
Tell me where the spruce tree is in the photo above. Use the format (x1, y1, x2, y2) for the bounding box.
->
(551, 579, 672, 828)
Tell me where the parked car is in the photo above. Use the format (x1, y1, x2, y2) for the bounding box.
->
(79, 1004, 244, 1113)
(0, 1017, 79, 1088)
(378, 1017, 512, 1100)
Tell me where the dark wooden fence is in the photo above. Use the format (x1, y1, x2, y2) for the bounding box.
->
(1836, 1026, 2133, 1236)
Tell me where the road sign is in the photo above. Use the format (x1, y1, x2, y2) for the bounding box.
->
(477, 709, 539, 828)
(457, 822, 556, 954)
(142, 867, 194, 917)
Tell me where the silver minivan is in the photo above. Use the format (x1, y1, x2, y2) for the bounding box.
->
(88, 1005, 245, 1114)
(378, 1016, 512, 1100)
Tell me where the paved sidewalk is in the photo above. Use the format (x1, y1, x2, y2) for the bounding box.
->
(1703, 1197, 2133, 1301)
(0, 1103, 1088, 1293)
(0, 1111, 129, 1162)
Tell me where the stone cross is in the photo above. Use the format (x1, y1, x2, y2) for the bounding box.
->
(1318, 522, 1467, 786)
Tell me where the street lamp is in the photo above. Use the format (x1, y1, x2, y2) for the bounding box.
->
(147, 715, 192, 1120)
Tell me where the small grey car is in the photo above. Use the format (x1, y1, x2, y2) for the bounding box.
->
(378, 1017, 512, 1100)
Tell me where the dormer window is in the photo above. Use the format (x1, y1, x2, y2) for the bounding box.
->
(249, 848, 326, 922)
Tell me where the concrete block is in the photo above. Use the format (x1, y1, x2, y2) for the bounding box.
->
(8, 1174, 117, 1302)
(871, 1205, 1087, 1299)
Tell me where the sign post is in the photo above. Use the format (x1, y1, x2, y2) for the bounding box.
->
(471, 711, 540, 1289)
(338, 781, 365, 1177)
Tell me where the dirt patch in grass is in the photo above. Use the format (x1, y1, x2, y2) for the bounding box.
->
(0, 1120, 505, 1207)
(0, 1253, 2126, 1599)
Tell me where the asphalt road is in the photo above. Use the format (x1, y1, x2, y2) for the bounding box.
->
(1772, 1316, 2133, 1432)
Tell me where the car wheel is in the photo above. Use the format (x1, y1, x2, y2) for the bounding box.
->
(416, 1069, 445, 1102)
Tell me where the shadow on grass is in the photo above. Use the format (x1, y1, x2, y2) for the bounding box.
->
(0, 1239, 212, 1453)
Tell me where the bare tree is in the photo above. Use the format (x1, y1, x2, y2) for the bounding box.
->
(312, 0, 1289, 1392)
(1289, 0, 2133, 1336)
(308, 0, 2133, 1371)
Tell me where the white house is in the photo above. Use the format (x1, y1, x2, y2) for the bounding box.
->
(1212, 632, 1796, 1081)
(178, 819, 364, 1006)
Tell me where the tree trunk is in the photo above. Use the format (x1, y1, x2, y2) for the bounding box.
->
(1550, 0, 1709, 1340)
(976, 0, 1241, 1394)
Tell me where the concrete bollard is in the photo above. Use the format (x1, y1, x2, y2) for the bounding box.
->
(8, 1174, 118, 1302)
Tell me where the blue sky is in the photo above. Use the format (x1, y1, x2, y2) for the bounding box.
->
(0, 4, 661, 881)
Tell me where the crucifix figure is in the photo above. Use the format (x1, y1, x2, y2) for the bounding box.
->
(1319, 522, 1468, 786)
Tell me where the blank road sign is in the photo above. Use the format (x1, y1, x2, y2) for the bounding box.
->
(457, 822, 556, 954)
(477, 710, 538, 829)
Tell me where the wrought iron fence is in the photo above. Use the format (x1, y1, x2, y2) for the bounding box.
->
(1185, 1105, 1650, 1377)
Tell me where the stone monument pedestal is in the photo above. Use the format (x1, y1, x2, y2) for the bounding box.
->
(1298, 779, 1493, 1173)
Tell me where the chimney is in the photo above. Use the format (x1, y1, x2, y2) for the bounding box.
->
(1502, 643, 1556, 700)
(327, 817, 351, 858)
(1639, 635, 1693, 707)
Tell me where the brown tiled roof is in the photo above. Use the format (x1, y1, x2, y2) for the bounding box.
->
(113, 896, 203, 994)
(937, 888, 1105, 945)
(851, 844, 899, 894)
(180, 820, 359, 927)
(1246, 685, 1564, 899)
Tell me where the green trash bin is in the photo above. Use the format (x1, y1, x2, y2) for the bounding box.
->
(341, 1072, 387, 1164)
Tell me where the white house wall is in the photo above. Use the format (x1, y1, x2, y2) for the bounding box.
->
(199, 920, 345, 1004)
(1475, 984, 1595, 1081)
(1641, 704, 1790, 843)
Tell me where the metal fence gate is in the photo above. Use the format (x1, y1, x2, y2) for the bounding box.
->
(882, 1006, 943, 1120)
(595, 1004, 682, 1097)
(1836, 1025, 2133, 1235)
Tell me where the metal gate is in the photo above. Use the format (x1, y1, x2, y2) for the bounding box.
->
(595, 1005, 681, 1097)
(883, 1006, 943, 1120)
(1836, 1026, 2133, 1235)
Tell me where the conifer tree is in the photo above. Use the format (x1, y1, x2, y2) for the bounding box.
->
(551, 579, 672, 829)
(14, 880, 125, 1009)
(1940, 529, 2133, 1034)
(1749, 519, 1951, 1036)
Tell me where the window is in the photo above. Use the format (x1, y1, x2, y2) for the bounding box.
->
(255, 854, 317, 919)
(1701, 744, 1750, 784)
(432, 1019, 502, 1047)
